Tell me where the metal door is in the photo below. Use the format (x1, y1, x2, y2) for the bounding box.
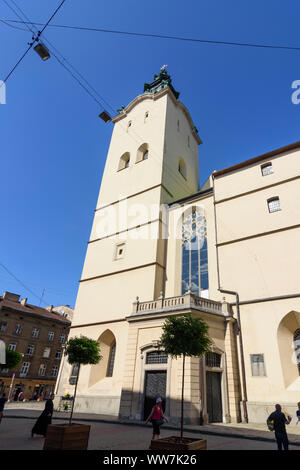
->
(206, 371, 222, 422)
(143, 371, 166, 420)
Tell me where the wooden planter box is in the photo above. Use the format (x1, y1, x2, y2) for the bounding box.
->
(150, 436, 207, 451)
(43, 423, 91, 450)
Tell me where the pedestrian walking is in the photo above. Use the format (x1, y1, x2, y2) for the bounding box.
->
(0, 393, 7, 424)
(296, 402, 300, 424)
(267, 404, 291, 451)
(145, 397, 168, 447)
(31, 393, 55, 438)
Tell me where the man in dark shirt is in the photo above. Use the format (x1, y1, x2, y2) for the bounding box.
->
(0, 392, 7, 424)
(267, 404, 291, 451)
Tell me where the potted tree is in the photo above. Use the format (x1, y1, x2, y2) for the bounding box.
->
(44, 336, 102, 450)
(150, 314, 211, 450)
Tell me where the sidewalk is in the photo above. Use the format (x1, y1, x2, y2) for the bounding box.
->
(4, 402, 300, 446)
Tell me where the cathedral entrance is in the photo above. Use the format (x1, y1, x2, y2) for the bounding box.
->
(206, 371, 222, 422)
(143, 370, 167, 420)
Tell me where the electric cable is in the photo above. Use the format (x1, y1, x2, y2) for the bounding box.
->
(2, 17, 300, 52)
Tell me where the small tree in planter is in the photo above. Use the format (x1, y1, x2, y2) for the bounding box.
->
(151, 314, 212, 450)
(44, 336, 102, 450)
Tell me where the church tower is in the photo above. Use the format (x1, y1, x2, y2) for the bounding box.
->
(63, 68, 203, 416)
(72, 68, 202, 328)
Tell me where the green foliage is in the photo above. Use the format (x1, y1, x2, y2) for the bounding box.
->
(0, 348, 22, 370)
(160, 314, 212, 358)
(64, 336, 102, 366)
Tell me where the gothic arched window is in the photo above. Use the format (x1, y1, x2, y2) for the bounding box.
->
(107, 342, 116, 377)
(136, 143, 149, 163)
(181, 207, 209, 297)
(118, 152, 130, 171)
(294, 329, 300, 375)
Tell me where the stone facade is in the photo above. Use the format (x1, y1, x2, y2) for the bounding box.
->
(57, 70, 300, 424)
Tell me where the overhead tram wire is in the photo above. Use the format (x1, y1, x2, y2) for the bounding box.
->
(0, 0, 67, 84)
(0, 262, 50, 306)
(2, 0, 113, 111)
(2, 18, 300, 52)
(2, 2, 201, 194)
(2, 4, 196, 194)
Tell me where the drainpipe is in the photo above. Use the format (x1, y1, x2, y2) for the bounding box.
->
(212, 172, 248, 423)
(219, 288, 248, 423)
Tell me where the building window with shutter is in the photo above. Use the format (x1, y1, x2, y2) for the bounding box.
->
(32, 328, 39, 338)
(14, 323, 22, 335)
(261, 162, 274, 176)
(38, 364, 46, 376)
(250, 354, 266, 376)
(0, 321, 7, 333)
(48, 331, 54, 341)
(26, 344, 35, 356)
(267, 197, 281, 213)
(20, 362, 30, 377)
(55, 349, 62, 359)
(43, 347, 51, 358)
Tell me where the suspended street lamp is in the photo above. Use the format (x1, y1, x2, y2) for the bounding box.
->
(99, 110, 112, 123)
(33, 42, 51, 61)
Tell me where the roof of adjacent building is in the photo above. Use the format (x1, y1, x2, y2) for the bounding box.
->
(0, 292, 71, 326)
(213, 141, 300, 177)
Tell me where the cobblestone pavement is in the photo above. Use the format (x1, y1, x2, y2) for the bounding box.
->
(0, 413, 299, 450)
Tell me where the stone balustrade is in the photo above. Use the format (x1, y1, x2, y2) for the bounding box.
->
(132, 293, 231, 317)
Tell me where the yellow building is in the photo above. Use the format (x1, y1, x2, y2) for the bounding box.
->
(56, 68, 300, 424)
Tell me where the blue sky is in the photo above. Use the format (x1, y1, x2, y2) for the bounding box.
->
(0, 0, 300, 308)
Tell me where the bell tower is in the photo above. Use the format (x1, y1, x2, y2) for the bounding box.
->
(72, 68, 202, 328)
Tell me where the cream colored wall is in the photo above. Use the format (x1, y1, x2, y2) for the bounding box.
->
(162, 96, 200, 203)
(214, 149, 300, 202)
(215, 179, 300, 244)
(72, 265, 159, 326)
(231, 299, 300, 404)
(96, 95, 167, 209)
(218, 228, 300, 299)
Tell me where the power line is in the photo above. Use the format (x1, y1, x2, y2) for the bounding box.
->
(2, 17, 300, 52)
(0, 1, 67, 84)
(0, 262, 49, 306)
(1, 2, 203, 194)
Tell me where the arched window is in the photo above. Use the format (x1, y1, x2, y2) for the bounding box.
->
(181, 207, 209, 297)
(107, 342, 116, 377)
(178, 158, 187, 179)
(294, 329, 300, 375)
(118, 152, 130, 171)
(88, 330, 116, 387)
(69, 363, 79, 385)
(136, 143, 149, 163)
